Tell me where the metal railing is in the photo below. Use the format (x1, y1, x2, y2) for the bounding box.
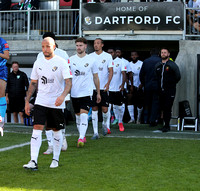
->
(0, 2, 199, 40)
(0, 9, 80, 40)
(185, 7, 200, 39)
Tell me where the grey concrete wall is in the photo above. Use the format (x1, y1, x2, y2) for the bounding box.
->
(173, 40, 199, 117)
(7, 40, 76, 56)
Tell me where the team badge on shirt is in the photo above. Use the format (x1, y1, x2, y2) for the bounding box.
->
(102, 60, 106, 63)
(52, 66, 58, 72)
(166, 66, 169, 71)
(84, 63, 89, 67)
(4, 43, 9, 49)
(116, 64, 119, 67)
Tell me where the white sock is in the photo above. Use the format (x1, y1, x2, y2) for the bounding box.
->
(61, 128, 67, 145)
(53, 130, 63, 162)
(117, 105, 123, 123)
(102, 111, 110, 128)
(121, 104, 125, 119)
(128, 105, 134, 121)
(113, 105, 118, 120)
(107, 104, 112, 130)
(75, 114, 80, 133)
(45, 130, 53, 147)
(79, 113, 88, 140)
(137, 107, 143, 121)
(31, 129, 42, 163)
(92, 110, 98, 135)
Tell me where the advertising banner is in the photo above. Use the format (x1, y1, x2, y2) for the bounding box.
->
(82, 2, 184, 31)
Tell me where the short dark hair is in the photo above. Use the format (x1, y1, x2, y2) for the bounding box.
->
(75, 37, 87, 44)
(150, 48, 160, 55)
(160, 47, 170, 53)
(12, 61, 19, 66)
(115, 47, 122, 51)
(43, 32, 56, 40)
(94, 38, 104, 45)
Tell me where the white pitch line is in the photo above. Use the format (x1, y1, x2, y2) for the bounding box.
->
(0, 138, 47, 152)
(1, 131, 200, 153)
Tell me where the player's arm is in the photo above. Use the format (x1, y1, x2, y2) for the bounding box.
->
(129, 72, 134, 93)
(0, 50, 9, 60)
(104, 67, 113, 91)
(93, 73, 101, 103)
(119, 71, 126, 91)
(25, 79, 38, 115)
(55, 78, 72, 106)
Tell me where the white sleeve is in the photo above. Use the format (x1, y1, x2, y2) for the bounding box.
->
(30, 61, 39, 80)
(62, 61, 73, 79)
(108, 55, 114, 68)
(92, 60, 99, 74)
(121, 60, 127, 72)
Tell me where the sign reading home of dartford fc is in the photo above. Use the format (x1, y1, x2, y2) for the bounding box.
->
(82, 2, 183, 31)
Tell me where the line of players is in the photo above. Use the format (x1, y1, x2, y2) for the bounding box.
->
(23, 34, 143, 170)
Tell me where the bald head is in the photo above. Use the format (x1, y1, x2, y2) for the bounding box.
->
(42, 37, 56, 59)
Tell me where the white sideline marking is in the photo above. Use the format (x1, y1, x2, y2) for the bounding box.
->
(1, 131, 200, 153)
(0, 138, 47, 152)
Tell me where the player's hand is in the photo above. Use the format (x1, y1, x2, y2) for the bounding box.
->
(119, 85, 124, 92)
(25, 101, 31, 116)
(96, 93, 101, 104)
(104, 83, 109, 92)
(55, 95, 65, 106)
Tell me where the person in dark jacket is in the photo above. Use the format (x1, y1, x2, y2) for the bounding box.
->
(155, 48, 181, 132)
(140, 48, 161, 126)
(6, 61, 29, 123)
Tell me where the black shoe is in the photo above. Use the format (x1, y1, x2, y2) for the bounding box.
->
(162, 127, 170, 133)
(149, 122, 158, 127)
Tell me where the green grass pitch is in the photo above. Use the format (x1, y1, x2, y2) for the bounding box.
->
(0, 122, 200, 191)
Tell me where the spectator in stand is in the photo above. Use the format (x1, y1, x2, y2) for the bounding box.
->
(155, 48, 181, 132)
(0, 37, 9, 136)
(6, 61, 29, 124)
(140, 48, 161, 126)
(128, 51, 143, 124)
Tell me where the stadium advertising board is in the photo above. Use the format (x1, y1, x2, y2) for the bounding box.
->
(82, 2, 183, 31)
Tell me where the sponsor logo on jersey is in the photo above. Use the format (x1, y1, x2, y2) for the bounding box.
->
(74, 70, 85, 76)
(52, 66, 58, 72)
(73, 63, 76, 66)
(4, 43, 9, 49)
(41, 76, 54, 84)
(84, 63, 89, 67)
(39, 68, 42, 70)
(99, 67, 103, 71)
(113, 71, 117, 75)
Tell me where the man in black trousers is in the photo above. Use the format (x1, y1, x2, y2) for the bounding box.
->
(140, 48, 161, 126)
(155, 48, 181, 132)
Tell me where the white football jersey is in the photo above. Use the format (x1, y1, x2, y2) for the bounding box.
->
(37, 48, 69, 63)
(109, 57, 127, 92)
(70, 54, 98, 98)
(129, 60, 143, 88)
(31, 55, 72, 109)
(90, 51, 113, 90)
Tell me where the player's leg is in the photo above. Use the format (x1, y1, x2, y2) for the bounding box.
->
(23, 105, 46, 170)
(77, 96, 92, 147)
(92, 90, 99, 138)
(49, 108, 65, 168)
(0, 78, 7, 136)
